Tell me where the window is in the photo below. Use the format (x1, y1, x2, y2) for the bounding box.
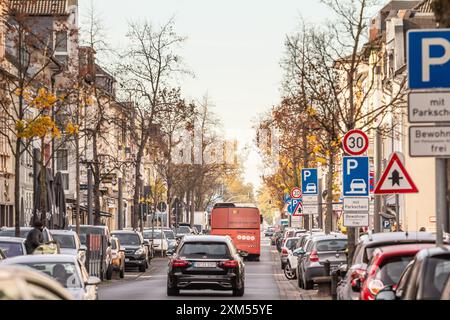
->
(54, 30, 68, 65)
(56, 150, 68, 171)
(61, 173, 69, 191)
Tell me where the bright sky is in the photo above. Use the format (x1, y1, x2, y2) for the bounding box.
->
(79, 0, 334, 190)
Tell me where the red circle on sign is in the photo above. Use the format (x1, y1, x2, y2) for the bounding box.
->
(343, 130, 369, 156)
(291, 187, 302, 199)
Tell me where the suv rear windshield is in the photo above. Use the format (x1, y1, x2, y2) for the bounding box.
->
(422, 255, 450, 299)
(285, 238, 300, 250)
(112, 233, 141, 246)
(315, 239, 347, 252)
(179, 242, 230, 259)
(375, 255, 415, 287)
(176, 226, 191, 234)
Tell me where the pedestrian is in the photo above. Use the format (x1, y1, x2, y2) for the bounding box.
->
(419, 227, 426, 232)
(24, 220, 44, 254)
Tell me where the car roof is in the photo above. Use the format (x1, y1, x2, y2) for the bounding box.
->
(0, 236, 25, 243)
(311, 234, 347, 241)
(111, 230, 140, 234)
(1, 227, 32, 231)
(182, 235, 229, 243)
(359, 232, 436, 247)
(374, 243, 436, 256)
(415, 245, 450, 260)
(285, 237, 301, 241)
(1, 254, 79, 264)
(49, 230, 77, 235)
(69, 225, 108, 229)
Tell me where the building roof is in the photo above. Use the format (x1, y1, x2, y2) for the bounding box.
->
(9, 0, 68, 16)
(381, 0, 422, 13)
(414, 0, 434, 13)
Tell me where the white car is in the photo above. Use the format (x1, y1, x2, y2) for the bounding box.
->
(50, 230, 86, 265)
(143, 229, 168, 255)
(1, 254, 100, 300)
(306, 183, 317, 193)
(350, 179, 367, 194)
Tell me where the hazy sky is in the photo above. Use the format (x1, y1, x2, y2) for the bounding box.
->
(79, 0, 334, 190)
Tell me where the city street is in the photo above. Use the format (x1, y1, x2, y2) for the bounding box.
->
(98, 236, 314, 300)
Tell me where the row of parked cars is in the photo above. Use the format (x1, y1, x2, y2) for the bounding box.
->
(271, 226, 450, 300)
(0, 223, 202, 300)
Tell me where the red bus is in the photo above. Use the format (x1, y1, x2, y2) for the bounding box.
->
(210, 203, 262, 261)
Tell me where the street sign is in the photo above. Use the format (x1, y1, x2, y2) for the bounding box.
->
(301, 169, 318, 195)
(333, 203, 343, 211)
(409, 125, 450, 157)
(342, 157, 370, 197)
(303, 195, 318, 205)
(374, 153, 419, 194)
(343, 213, 369, 227)
(290, 187, 302, 199)
(291, 215, 302, 228)
(383, 220, 391, 229)
(408, 29, 450, 89)
(344, 197, 369, 211)
(288, 198, 302, 215)
(408, 91, 450, 123)
(284, 194, 291, 203)
(343, 130, 369, 156)
(303, 204, 318, 215)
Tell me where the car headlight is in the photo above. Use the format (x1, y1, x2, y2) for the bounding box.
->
(135, 248, 144, 255)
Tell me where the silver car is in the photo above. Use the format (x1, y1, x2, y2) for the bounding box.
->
(0, 254, 100, 300)
(0, 237, 27, 258)
(50, 230, 86, 265)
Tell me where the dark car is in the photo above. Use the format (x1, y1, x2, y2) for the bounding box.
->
(111, 230, 148, 272)
(298, 234, 347, 290)
(271, 231, 282, 247)
(337, 231, 437, 300)
(442, 274, 450, 300)
(68, 225, 113, 280)
(376, 246, 450, 300)
(167, 235, 246, 297)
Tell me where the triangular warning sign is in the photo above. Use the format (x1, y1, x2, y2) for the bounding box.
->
(374, 153, 418, 194)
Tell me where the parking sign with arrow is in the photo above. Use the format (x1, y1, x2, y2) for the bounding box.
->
(374, 153, 419, 194)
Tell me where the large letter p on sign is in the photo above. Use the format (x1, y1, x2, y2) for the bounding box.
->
(422, 38, 450, 82)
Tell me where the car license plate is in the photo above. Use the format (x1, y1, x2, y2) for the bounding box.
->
(194, 262, 216, 268)
(125, 258, 130, 262)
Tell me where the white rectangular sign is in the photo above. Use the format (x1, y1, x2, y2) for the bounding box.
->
(344, 197, 369, 211)
(409, 125, 450, 157)
(291, 215, 302, 228)
(343, 213, 369, 227)
(408, 92, 450, 123)
(302, 195, 318, 205)
(302, 204, 318, 215)
(333, 203, 343, 211)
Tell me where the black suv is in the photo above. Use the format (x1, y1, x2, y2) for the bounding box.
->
(167, 235, 246, 296)
(111, 230, 148, 272)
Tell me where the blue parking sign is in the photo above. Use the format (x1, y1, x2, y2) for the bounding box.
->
(302, 169, 318, 195)
(408, 29, 450, 89)
(288, 199, 302, 215)
(343, 157, 369, 197)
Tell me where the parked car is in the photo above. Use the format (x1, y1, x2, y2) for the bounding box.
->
(1, 254, 101, 300)
(0, 227, 59, 254)
(111, 230, 148, 272)
(50, 230, 86, 265)
(144, 228, 169, 256)
(0, 237, 27, 258)
(193, 224, 204, 235)
(271, 231, 283, 247)
(174, 226, 193, 240)
(264, 227, 275, 237)
(161, 228, 178, 255)
(358, 243, 435, 300)
(376, 246, 450, 300)
(167, 235, 246, 296)
(0, 249, 5, 260)
(298, 234, 348, 290)
(284, 233, 312, 280)
(280, 237, 301, 270)
(110, 237, 125, 279)
(68, 225, 113, 280)
(442, 274, 450, 300)
(337, 231, 436, 300)
(0, 266, 74, 300)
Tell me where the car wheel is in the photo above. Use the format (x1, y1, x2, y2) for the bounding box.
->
(167, 281, 179, 296)
(304, 277, 314, 290)
(232, 282, 245, 297)
(139, 264, 146, 272)
(105, 264, 113, 280)
(284, 264, 296, 280)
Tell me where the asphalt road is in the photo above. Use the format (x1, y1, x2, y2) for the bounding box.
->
(99, 236, 291, 300)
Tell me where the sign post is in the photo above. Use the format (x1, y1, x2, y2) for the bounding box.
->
(407, 29, 450, 245)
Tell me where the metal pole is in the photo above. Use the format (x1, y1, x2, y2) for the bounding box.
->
(118, 177, 123, 230)
(374, 128, 382, 233)
(318, 179, 323, 230)
(436, 158, 446, 245)
(87, 167, 93, 225)
(395, 194, 400, 230)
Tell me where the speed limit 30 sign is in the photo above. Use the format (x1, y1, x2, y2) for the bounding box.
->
(290, 187, 302, 199)
(343, 129, 369, 156)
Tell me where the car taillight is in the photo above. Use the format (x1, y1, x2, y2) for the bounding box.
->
(310, 250, 319, 262)
(351, 268, 367, 280)
(367, 279, 384, 296)
(281, 248, 288, 255)
(172, 259, 191, 268)
(220, 260, 239, 268)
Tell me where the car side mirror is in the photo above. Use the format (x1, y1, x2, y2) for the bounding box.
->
(86, 276, 101, 286)
(143, 239, 150, 245)
(351, 278, 362, 293)
(80, 245, 87, 251)
(375, 287, 396, 301)
(238, 250, 249, 257)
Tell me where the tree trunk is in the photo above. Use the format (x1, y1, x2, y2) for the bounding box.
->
(75, 134, 80, 233)
(133, 147, 144, 230)
(190, 187, 195, 228)
(14, 138, 21, 236)
(92, 133, 101, 225)
(39, 141, 47, 226)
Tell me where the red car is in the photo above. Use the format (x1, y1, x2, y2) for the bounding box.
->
(359, 243, 435, 300)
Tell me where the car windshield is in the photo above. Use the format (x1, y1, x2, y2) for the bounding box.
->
(422, 256, 450, 300)
(72, 227, 104, 245)
(144, 231, 164, 239)
(0, 230, 29, 238)
(111, 239, 118, 249)
(112, 233, 141, 245)
(163, 230, 175, 239)
(20, 262, 82, 288)
(0, 242, 24, 257)
(315, 239, 347, 252)
(374, 255, 415, 287)
(52, 234, 76, 249)
(176, 226, 191, 234)
(179, 242, 230, 259)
